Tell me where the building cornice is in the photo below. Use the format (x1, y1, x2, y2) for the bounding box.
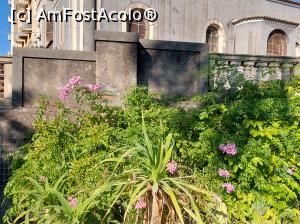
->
(268, 0, 300, 8)
(232, 16, 299, 27)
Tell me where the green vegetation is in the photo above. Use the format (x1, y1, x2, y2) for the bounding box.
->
(3, 71, 300, 223)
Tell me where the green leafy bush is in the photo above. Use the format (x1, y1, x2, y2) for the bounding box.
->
(185, 77, 300, 223)
(3, 74, 300, 223)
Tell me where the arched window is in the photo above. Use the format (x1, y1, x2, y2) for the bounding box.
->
(267, 30, 287, 56)
(296, 43, 300, 57)
(206, 26, 219, 53)
(128, 8, 149, 39)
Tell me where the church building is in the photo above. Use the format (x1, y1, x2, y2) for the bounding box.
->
(9, 0, 300, 57)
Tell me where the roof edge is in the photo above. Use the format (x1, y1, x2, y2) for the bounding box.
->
(232, 16, 299, 26)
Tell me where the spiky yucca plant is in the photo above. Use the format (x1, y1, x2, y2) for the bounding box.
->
(110, 118, 228, 224)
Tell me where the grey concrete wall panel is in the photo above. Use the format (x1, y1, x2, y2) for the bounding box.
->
(95, 32, 139, 97)
(12, 48, 96, 107)
(95, 31, 208, 97)
(23, 58, 95, 106)
(138, 39, 208, 96)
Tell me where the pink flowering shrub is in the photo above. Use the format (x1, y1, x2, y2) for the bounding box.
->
(87, 83, 102, 93)
(219, 142, 237, 156)
(58, 75, 83, 100)
(135, 198, 146, 210)
(166, 160, 178, 175)
(57, 75, 107, 102)
(222, 183, 235, 194)
(68, 196, 78, 208)
(218, 169, 230, 178)
(287, 167, 295, 175)
(68, 75, 82, 87)
(59, 84, 72, 100)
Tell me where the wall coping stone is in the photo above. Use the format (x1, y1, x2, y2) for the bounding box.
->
(211, 53, 300, 64)
(0, 57, 12, 64)
(13, 48, 96, 61)
(95, 31, 139, 43)
(139, 39, 208, 52)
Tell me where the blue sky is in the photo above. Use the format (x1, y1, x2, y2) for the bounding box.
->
(1, 0, 300, 55)
(0, 1, 10, 55)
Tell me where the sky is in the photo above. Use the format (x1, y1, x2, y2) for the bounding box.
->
(0, 1, 10, 55)
(0, 0, 300, 55)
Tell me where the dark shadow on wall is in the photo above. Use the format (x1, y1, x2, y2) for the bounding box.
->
(0, 90, 35, 221)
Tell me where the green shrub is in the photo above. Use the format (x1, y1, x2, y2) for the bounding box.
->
(3, 75, 300, 223)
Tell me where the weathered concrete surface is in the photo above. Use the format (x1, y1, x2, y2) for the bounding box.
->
(96, 32, 139, 98)
(12, 48, 96, 107)
(95, 31, 208, 98)
(0, 108, 35, 153)
(139, 39, 208, 96)
(23, 58, 95, 106)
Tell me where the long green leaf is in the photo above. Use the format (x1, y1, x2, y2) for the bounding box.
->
(25, 177, 45, 194)
(124, 180, 148, 221)
(169, 179, 204, 223)
(162, 184, 184, 223)
(52, 190, 73, 216)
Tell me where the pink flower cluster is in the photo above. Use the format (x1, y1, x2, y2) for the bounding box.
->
(59, 84, 72, 100)
(67, 196, 78, 208)
(287, 167, 295, 175)
(58, 75, 82, 100)
(68, 75, 82, 86)
(135, 197, 146, 209)
(219, 169, 230, 178)
(219, 142, 238, 156)
(167, 160, 178, 175)
(222, 183, 235, 193)
(39, 176, 47, 182)
(87, 83, 102, 93)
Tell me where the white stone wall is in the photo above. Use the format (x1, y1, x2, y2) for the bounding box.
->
(46, 0, 300, 56)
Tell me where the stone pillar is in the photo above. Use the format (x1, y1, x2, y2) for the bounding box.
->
(243, 62, 255, 80)
(230, 61, 243, 72)
(268, 63, 281, 80)
(256, 63, 268, 81)
(292, 63, 300, 76)
(82, 0, 96, 51)
(4, 63, 12, 105)
(95, 31, 139, 102)
(281, 63, 293, 80)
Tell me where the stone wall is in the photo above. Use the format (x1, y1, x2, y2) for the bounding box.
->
(0, 31, 208, 155)
(95, 31, 208, 99)
(98, 0, 300, 56)
(12, 48, 96, 107)
(0, 57, 12, 107)
(138, 39, 208, 96)
(0, 49, 96, 155)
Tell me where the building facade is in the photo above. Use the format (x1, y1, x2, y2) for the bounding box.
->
(8, 0, 300, 56)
